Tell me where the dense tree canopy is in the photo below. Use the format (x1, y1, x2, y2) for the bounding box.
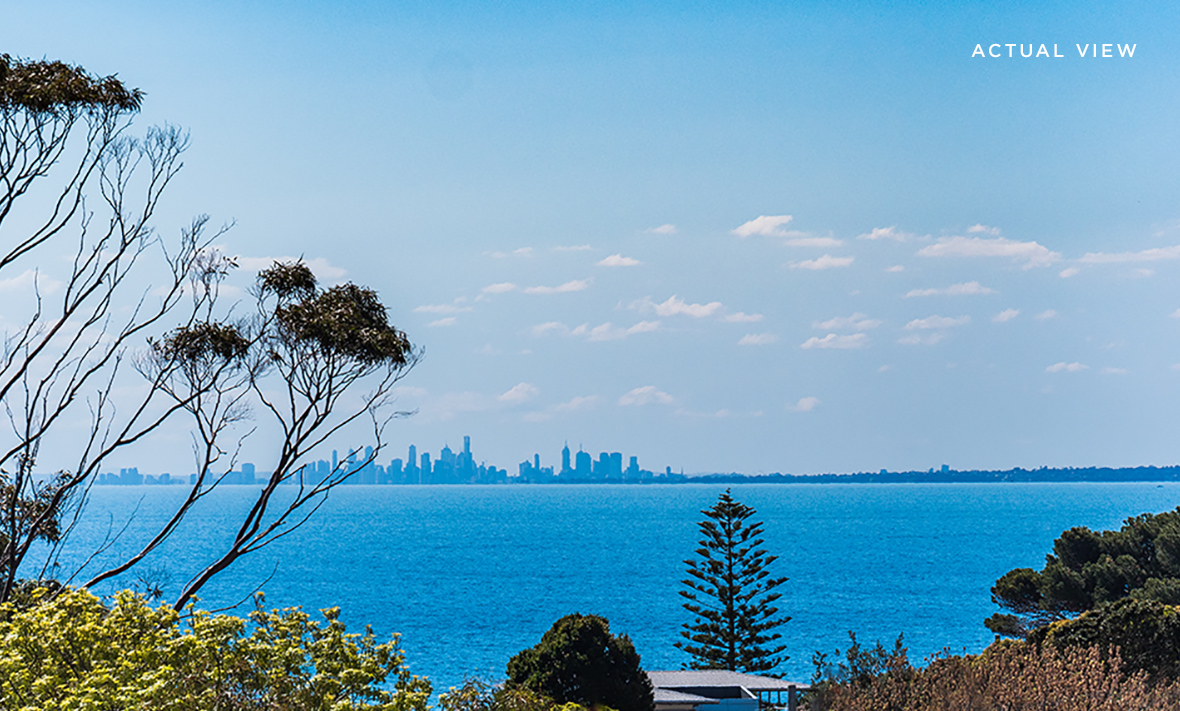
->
(505, 613, 655, 711)
(0, 587, 431, 710)
(987, 507, 1180, 638)
(676, 489, 790, 674)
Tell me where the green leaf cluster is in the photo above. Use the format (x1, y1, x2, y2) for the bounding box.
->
(987, 507, 1180, 638)
(0, 587, 431, 710)
(260, 262, 411, 367)
(155, 322, 250, 365)
(0, 54, 142, 113)
(676, 489, 790, 674)
(504, 614, 654, 711)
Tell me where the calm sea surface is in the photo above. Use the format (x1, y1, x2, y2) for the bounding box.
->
(46, 483, 1180, 689)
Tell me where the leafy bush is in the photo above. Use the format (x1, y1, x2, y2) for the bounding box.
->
(505, 614, 653, 711)
(811, 632, 911, 691)
(0, 587, 431, 710)
(988, 507, 1180, 637)
(438, 678, 592, 711)
(1033, 597, 1180, 680)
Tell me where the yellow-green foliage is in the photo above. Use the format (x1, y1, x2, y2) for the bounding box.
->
(436, 678, 611, 711)
(0, 587, 431, 711)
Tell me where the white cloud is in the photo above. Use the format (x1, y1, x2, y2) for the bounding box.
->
(916, 236, 1060, 269)
(637, 295, 723, 318)
(232, 255, 347, 280)
(967, 224, 1001, 235)
(414, 301, 472, 314)
(791, 396, 821, 412)
(428, 317, 457, 327)
(785, 236, 844, 248)
(733, 215, 794, 238)
(790, 255, 854, 270)
(499, 382, 540, 403)
(1035, 309, 1057, 320)
(813, 313, 881, 331)
(0, 269, 62, 295)
(1078, 245, 1180, 264)
(877, 365, 893, 373)
(1101, 367, 1128, 375)
(724, 312, 763, 323)
(738, 333, 776, 346)
(524, 395, 600, 422)
(523, 278, 592, 294)
(618, 386, 674, 406)
(1059, 267, 1080, 278)
(482, 282, 517, 294)
(646, 224, 678, 235)
(1046, 362, 1088, 373)
(857, 226, 915, 241)
(533, 320, 659, 340)
(531, 321, 567, 336)
(992, 309, 1020, 323)
(571, 321, 660, 341)
(553, 244, 592, 252)
(597, 254, 641, 267)
(899, 333, 945, 346)
(800, 333, 868, 349)
(1171, 308, 1180, 319)
(904, 315, 970, 330)
(886, 265, 905, 273)
(554, 395, 599, 413)
(904, 281, 995, 297)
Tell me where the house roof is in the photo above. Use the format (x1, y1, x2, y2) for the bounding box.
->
(647, 670, 810, 693)
(652, 688, 721, 705)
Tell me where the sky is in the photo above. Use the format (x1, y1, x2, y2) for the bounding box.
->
(3, 0, 1180, 475)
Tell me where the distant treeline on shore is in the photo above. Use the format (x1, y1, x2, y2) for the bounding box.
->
(693, 465, 1180, 484)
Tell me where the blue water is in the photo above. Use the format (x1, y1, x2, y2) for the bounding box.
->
(45, 483, 1180, 690)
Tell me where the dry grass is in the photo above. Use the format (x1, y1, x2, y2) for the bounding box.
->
(811, 642, 1180, 711)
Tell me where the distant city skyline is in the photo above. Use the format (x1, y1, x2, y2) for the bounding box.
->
(95, 436, 677, 485)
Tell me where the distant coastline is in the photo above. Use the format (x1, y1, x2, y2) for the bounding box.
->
(688, 465, 1180, 484)
(93, 463, 1180, 486)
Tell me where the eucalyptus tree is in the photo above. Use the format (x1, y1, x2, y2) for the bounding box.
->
(676, 489, 790, 674)
(0, 54, 417, 608)
(987, 507, 1180, 639)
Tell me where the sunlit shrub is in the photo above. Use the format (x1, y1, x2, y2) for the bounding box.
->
(0, 587, 431, 710)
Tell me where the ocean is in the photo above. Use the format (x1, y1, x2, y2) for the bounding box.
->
(50, 482, 1180, 690)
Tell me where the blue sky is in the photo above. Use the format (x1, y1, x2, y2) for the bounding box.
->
(4, 1, 1180, 474)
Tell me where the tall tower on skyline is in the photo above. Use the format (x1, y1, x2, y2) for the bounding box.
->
(561, 442, 571, 475)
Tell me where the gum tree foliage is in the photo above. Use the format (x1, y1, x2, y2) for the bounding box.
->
(0, 55, 417, 609)
(0, 586, 432, 710)
(986, 507, 1180, 639)
(676, 489, 790, 674)
(505, 613, 655, 711)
